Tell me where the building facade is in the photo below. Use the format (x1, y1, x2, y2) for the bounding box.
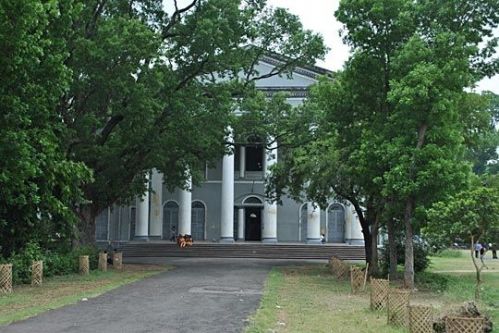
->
(95, 55, 365, 245)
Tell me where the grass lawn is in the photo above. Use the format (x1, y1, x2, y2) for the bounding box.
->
(245, 265, 405, 333)
(246, 251, 499, 333)
(426, 250, 499, 331)
(0, 264, 170, 325)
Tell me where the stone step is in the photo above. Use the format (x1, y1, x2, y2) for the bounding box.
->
(121, 242, 366, 260)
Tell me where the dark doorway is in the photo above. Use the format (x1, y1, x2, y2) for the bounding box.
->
(245, 207, 262, 241)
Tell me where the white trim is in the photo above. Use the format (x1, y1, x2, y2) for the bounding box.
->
(204, 180, 265, 184)
(242, 195, 264, 205)
(163, 199, 180, 207)
(256, 61, 319, 83)
(191, 199, 207, 240)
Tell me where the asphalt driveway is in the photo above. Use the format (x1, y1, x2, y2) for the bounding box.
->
(0, 258, 320, 333)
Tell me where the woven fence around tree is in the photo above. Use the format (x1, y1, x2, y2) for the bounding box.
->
(31, 260, 43, 286)
(331, 257, 350, 280)
(350, 266, 364, 293)
(444, 316, 486, 333)
(370, 278, 389, 311)
(387, 289, 411, 327)
(79, 255, 89, 275)
(409, 305, 433, 333)
(113, 252, 123, 270)
(98, 252, 107, 272)
(0, 264, 13, 294)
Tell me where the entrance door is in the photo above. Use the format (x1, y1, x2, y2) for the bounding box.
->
(162, 201, 179, 240)
(245, 207, 262, 241)
(191, 201, 205, 240)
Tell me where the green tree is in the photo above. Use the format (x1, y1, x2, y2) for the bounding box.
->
(59, 0, 326, 242)
(0, 1, 90, 257)
(267, 0, 499, 288)
(425, 185, 499, 299)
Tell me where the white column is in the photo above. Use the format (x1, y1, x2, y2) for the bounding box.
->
(220, 128, 235, 243)
(178, 176, 192, 236)
(262, 139, 278, 243)
(307, 202, 321, 244)
(239, 146, 246, 178)
(350, 207, 364, 245)
(238, 208, 245, 241)
(134, 174, 150, 241)
(149, 169, 163, 239)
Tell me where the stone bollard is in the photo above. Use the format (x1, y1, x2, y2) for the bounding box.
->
(31, 260, 43, 286)
(98, 252, 107, 272)
(112, 252, 123, 270)
(79, 255, 89, 275)
(0, 264, 13, 294)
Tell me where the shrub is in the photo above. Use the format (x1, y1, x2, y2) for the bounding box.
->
(380, 237, 431, 275)
(6, 243, 100, 284)
(415, 271, 449, 292)
(9, 242, 44, 284)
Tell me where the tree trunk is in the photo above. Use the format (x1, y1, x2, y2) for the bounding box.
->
(76, 205, 98, 246)
(387, 217, 398, 280)
(369, 218, 379, 276)
(470, 236, 482, 301)
(404, 198, 415, 289)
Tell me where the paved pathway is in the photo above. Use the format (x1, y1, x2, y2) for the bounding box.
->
(1, 258, 321, 333)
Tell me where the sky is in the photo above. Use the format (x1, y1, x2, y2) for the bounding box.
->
(267, 0, 499, 94)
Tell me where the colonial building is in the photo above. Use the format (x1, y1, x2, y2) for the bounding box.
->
(95, 55, 365, 245)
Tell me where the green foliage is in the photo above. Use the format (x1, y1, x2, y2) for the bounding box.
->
(415, 271, 450, 292)
(380, 238, 431, 274)
(4, 242, 99, 284)
(425, 185, 499, 246)
(435, 249, 463, 258)
(55, 0, 326, 242)
(8, 242, 45, 284)
(0, 0, 91, 256)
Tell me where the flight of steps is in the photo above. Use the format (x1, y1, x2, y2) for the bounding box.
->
(121, 242, 365, 260)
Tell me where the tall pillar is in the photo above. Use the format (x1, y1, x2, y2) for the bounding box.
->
(239, 146, 246, 178)
(178, 176, 192, 236)
(149, 169, 163, 240)
(220, 128, 235, 243)
(134, 174, 150, 241)
(307, 202, 321, 244)
(349, 206, 364, 245)
(238, 208, 245, 241)
(262, 139, 278, 243)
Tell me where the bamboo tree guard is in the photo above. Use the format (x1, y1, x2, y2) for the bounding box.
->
(0, 264, 13, 294)
(98, 252, 107, 272)
(31, 260, 43, 286)
(409, 305, 433, 333)
(331, 257, 350, 280)
(79, 255, 89, 275)
(370, 278, 389, 311)
(387, 289, 411, 327)
(113, 252, 123, 270)
(350, 266, 364, 293)
(444, 316, 486, 333)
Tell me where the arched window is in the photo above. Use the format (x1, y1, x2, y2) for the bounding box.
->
(243, 196, 263, 205)
(300, 204, 307, 242)
(162, 201, 179, 240)
(191, 201, 206, 241)
(328, 204, 345, 243)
